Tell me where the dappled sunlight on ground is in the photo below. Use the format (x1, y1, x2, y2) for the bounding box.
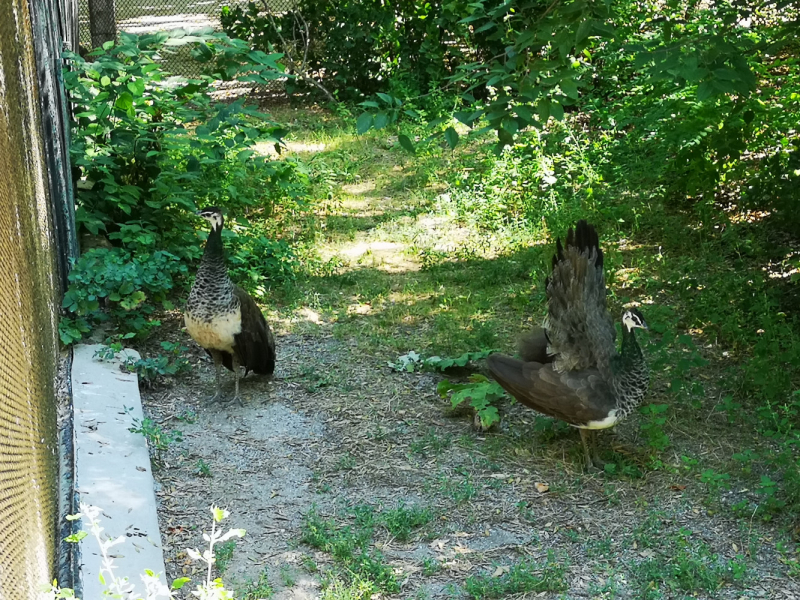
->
(341, 181, 376, 195)
(254, 140, 331, 157)
(337, 240, 419, 272)
(764, 250, 800, 280)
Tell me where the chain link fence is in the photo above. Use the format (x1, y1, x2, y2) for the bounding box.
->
(0, 0, 77, 594)
(78, 0, 295, 76)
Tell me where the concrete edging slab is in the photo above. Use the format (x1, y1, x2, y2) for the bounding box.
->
(71, 344, 167, 597)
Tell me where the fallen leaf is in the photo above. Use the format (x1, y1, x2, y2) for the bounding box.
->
(670, 484, 687, 491)
(430, 539, 447, 550)
(535, 482, 550, 493)
(453, 545, 474, 555)
(492, 565, 510, 578)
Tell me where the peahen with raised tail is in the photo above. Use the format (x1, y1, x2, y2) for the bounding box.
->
(184, 207, 276, 405)
(486, 220, 649, 469)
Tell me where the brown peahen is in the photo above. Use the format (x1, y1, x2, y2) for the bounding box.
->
(184, 207, 276, 404)
(487, 220, 649, 469)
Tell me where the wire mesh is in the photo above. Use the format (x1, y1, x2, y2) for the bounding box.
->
(0, 0, 68, 594)
(78, 0, 296, 76)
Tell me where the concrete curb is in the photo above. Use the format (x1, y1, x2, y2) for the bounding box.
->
(72, 344, 167, 597)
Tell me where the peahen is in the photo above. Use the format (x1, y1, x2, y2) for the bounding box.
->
(184, 207, 276, 405)
(487, 220, 649, 469)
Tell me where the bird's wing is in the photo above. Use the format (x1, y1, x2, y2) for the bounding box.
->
(233, 286, 276, 375)
(516, 328, 552, 363)
(486, 353, 617, 426)
(544, 220, 616, 371)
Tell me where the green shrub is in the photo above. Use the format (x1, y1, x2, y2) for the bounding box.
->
(61, 31, 313, 342)
(220, 0, 470, 100)
(60, 248, 186, 342)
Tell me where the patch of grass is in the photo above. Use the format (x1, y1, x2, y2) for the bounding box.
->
(335, 454, 357, 471)
(280, 564, 296, 587)
(586, 537, 614, 558)
(214, 539, 237, 575)
(298, 365, 337, 393)
(381, 502, 433, 541)
(300, 507, 398, 594)
(409, 429, 452, 457)
(464, 553, 568, 599)
(238, 569, 273, 599)
(194, 459, 212, 477)
(441, 473, 476, 505)
(320, 573, 382, 600)
(632, 526, 749, 596)
(422, 557, 441, 576)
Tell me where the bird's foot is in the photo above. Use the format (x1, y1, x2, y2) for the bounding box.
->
(585, 455, 607, 472)
(204, 391, 223, 405)
(230, 394, 245, 408)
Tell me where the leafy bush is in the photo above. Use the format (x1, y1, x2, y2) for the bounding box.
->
(60, 248, 186, 342)
(388, 349, 494, 373)
(61, 31, 312, 342)
(221, 0, 470, 100)
(129, 417, 182, 466)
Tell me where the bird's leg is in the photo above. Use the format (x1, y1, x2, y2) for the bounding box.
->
(231, 354, 244, 407)
(206, 351, 223, 404)
(580, 429, 594, 471)
(590, 430, 606, 470)
(579, 429, 605, 471)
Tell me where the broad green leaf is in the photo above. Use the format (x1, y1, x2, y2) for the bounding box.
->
(373, 111, 390, 130)
(697, 81, 715, 101)
(515, 105, 532, 125)
(114, 92, 133, 112)
(356, 112, 373, 135)
(444, 126, 459, 150)
(538, 99, 551, 122)
(398, 134, 415, 154)
(561, 78, 579, 99)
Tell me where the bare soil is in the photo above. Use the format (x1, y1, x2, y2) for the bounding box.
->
(142, 317, 799, 599)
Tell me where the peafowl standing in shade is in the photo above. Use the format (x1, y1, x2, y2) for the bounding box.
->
(184, 207, 276, 405)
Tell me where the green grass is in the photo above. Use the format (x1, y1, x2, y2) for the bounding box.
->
(300, 507, 398, 594)
(214, 539, 237, 575)
(381, 502, 433, 541)
(238, 569, 274, 599)
(269, 104, 800, 530)
(298, 501, 435, 593)
(463, 553, 568, 599)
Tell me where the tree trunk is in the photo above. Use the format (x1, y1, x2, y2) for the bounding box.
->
(88, 0, 116, 49)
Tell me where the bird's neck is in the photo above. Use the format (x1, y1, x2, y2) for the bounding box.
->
(200, 225, 226, 271)
(609, 325, 649, 414)
(620, 325, 644, 364)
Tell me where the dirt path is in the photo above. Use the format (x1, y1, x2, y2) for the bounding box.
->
(140, 116, 799, 599)
(143, 321, 798, 599)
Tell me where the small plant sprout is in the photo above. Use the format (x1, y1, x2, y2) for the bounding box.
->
(187, 507, 246, 592)
(43, 503, 184, 599)
(438, 374, 506, 429)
